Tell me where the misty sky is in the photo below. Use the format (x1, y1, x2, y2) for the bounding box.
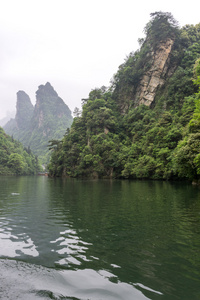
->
(0, 0, 199, 119)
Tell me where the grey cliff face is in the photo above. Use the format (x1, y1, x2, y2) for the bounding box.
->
(135, 39, 174, 107)
(15, 91, 34, 129)
(3, 82, 73, 158)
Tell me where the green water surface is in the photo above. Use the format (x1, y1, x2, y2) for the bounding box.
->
(0, 176, 199, 299)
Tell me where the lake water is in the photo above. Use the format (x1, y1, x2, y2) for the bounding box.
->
(0, 176, 200, 300)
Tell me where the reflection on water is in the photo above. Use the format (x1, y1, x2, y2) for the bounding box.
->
(0, 259, 151, 300)
(0, 217, 39, 258)
(0, 176, 200, 299)
(50, 228, 93, 266)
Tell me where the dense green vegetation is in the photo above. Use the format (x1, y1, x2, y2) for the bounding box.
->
(0, 127, 41, 175)
(48, 12, 200, 182)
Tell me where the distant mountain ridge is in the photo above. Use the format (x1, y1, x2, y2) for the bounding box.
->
(4, 82, 73, 162)
(0, 111, 15, 127)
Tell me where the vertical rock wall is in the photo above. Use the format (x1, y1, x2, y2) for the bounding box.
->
(135, 39, 174, 106)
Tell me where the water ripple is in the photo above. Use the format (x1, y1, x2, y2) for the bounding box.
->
(0, 259, 150, 300)
(0, 219, 39, 258)
(50, 229, 93, 267)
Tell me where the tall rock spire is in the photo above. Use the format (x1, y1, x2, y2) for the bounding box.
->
(3, 82, 73, 159)
(15, 91, 34, 129)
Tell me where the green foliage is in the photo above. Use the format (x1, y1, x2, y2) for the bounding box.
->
(112, 44, 151, 112)
(0, 127, 41, 175)
(144, 11, 179, 48)
(48, 13, 200, 182)
(172, 134, 200, 179)
(172, 58, 200, 180)
(188, 59, 200, 133)
(8, 153, 26, 175)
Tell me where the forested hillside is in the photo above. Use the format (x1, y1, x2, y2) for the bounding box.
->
(48, 12, 200, 182)
(4, 82, 73, 164)
(0, 127, 41, 175)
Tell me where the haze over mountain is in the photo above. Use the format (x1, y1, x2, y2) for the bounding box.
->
(0, 111, 15, 127)
(1, 1, 200, 121)
(4, 82, 73, 163)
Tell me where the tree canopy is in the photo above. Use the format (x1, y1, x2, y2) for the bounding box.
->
(48, 13, 200, 182)
(0, 127, 41, 175)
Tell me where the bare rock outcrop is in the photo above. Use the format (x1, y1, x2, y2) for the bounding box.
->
(135, 39, 174, 107)
(15, 91, 34, 129)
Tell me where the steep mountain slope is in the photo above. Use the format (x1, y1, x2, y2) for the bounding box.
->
(4, 82, 73, 162)
(0, 126, 41, 175)
(15, 91, 34, 129)
(48, 12, 200, 182)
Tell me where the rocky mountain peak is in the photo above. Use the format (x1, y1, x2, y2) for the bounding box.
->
(15, 91, 34, 129)
(3, 83, 73, 160)
(34, 82, 72, 129)
(36, 82, 58, 100)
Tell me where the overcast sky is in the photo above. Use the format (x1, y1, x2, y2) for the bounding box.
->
(0, 0, 199, 119)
